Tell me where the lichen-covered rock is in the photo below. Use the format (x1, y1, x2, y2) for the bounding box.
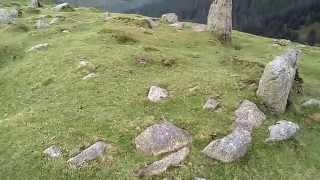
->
(302, 99, 320, 108)
(257, 49, 299, 114)
(266, 120, 299, 143)
(161, 13, 178, 24)
(203, 98, 219, 110)
(53, 3, 73, 12)
(43, 145, 62, 158)
(135, 122, 192, 156)
(202, 128, 251, 162)
(234, 100, 266, 131)
(148, 86, 168, 102)
(137, 147, 190, 176)
(207, 0, 232, 42)
(67, 141, 108, 168)
(0, 9, 18, 24)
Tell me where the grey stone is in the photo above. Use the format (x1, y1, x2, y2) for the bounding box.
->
(169, 22, 185, 30)
(135, 122, 192, 156)
(234, 100, 266, 131)
(26, 43, 48, 52)
(148, 86, 168, 102)
(203, 98, 219, 110)
(301, 99, 320, 108)
(266, 120, 299, 143)
(43, 145, 62, 158)
(207, 0, 232, 42)
(257, 49, 299, 114)
(53, 3, 73, 12)
(67, 141, 108, 168)
(0, 9, 18, 24)
(161, 13, 179, 24)
(192, 24, 207, 32)
(202, 128, 252, 162)
(137, 147, 190, 176)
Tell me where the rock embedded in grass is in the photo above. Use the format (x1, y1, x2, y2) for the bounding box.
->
(265, 120, 299, 143)
(135, 121, 192, 156)
(0, 9, 18, 24)
(82, 73, 96, 80)
(43, 145, 62, 158)
(301, 99, 320, 108)
(202, 128, 252, 163)
(148, 86, 168, 102)
(53, 3, 74, 12)
(203, 98, 219, 110)
(137, 147, 190, 177)
(67, 141, 108, 168)
(233, 100, 266, 131)
(26, 43, 48, 52)
(161, 13, 179, 24)
(169, 22, 185, 30)
(257, 48, 299, 114)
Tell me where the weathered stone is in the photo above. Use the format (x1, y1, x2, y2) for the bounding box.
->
(67, 141, 108, 168)
(207, 0, 232, 42)
(265, 120, 299, 143)
(194, 177, 207, 180)
(192, 24, 207, 32)
(135, 122, 192, 156)
(43, 145, 62, 158)
(137, 147, 190, 176)
(0, 9, 18, 24)
(161, 13, 179, 24)
(26, 43, 48, 52)
(53, 3, 73, 12)
(203, 98, 219, 110)
(169, 22, 185, 30)
(257, 49, 299, 114)
(202, 128, 252, 162)
(302, 99, 320, 108)
(234, 100, 266, 131)
(30, 0, 41, 8)
(82, 73, 96, 80)
(148, 86, 168, 102)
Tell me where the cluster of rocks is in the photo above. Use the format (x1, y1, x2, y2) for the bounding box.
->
(44, 141, 110, 168)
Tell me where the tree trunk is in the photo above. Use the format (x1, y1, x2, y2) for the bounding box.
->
(207, 0, 232, 43)
(31, 0, 41, 8)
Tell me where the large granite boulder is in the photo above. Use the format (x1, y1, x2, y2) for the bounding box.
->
(234, 100, 266, 131)
(67, 141, 108, 168)
(137, 147, 190, 176)
(0, 9, 18, 24)
(202, 128, 252, 162)
(265, 120, 299, 143)
(135, 122, 192, 156)
(257, 49, 299, 114)
(207, 0, 232, 42)
(161, 13, 179, 24)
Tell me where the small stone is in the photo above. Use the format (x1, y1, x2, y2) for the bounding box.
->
(265, 120, 299, 143)
(135, 121, 192, 156)
(143, 17, 158, 29)
(202, 128, 252, 163)
(43, 145, 62, 158)
(137, 147, 190, 177)
(194, 177, 206, 180)
(53, 3, 73, 12)
(161, 13, 178, 24)
(302, 99, 320, 108)
(82, 73, 96, 80)
(233, 100, 266, 131)
(67, 141, 108, 168)
(79, 60, 89, 67)
(169, 22, 185, 30)
(26, 43, 49, 52)
(203, 98, 219, 110)
(148, 86, 168, 102)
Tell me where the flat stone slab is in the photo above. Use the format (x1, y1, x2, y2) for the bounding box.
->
(137, 147, 190, 176)
(67, 141, 108, 168)
(234, 100, 266, 131)
(202, 128, 251, 163)
(266, 120, 299, 143)
(43, 145, 62, 158)
(135, 121, 192, 156)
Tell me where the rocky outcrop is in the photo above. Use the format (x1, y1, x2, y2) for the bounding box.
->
(135, 122, 192, 156)
(257, 49, 299, 114)
(207, 0, 232, 42)
(265, 121, 299, 143)
(0, 9, 18, 24)
(137, 147, 190, 176)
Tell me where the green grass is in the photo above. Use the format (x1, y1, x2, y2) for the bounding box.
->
(0, 3, 320, 180)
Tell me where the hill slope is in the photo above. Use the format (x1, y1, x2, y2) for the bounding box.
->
(0, 3, 320, 180)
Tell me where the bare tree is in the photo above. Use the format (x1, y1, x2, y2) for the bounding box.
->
(207, 0, 232, 43)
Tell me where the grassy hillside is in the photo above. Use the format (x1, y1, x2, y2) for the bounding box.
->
(0, 3, 320, 180)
